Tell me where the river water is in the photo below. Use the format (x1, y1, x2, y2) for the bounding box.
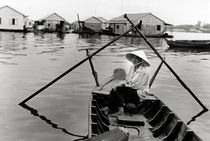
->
(0, 31, 210, 141)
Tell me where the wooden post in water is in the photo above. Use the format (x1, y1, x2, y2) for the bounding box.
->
(77, 13, 81, 30)
(86, 49, 100, 86)
(124, 14, 208, 112)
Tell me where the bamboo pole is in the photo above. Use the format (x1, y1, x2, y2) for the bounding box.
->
(124, 14, 208, 111)
(19, 22, 141, 105)
(149, 59, 164, 88)
(86, 49, 100, 86)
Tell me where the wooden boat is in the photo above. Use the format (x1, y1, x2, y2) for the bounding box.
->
(165, 39, 210, 49)
(18, 15, 206, 141)
(86, 74, 203, 141)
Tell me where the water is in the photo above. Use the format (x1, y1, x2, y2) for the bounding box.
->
(0, 31, 210, 141)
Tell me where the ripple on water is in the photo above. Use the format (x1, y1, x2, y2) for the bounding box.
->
(0, 32, 210, 141)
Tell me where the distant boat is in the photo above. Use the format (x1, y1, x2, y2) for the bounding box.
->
(165, 39, 210, 49)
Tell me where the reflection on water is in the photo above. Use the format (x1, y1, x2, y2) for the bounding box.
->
(19, 103, 86, 139)
(187, 109, 208, 125)
(166, 47, 210, 53)
(0, 32, 210, 140)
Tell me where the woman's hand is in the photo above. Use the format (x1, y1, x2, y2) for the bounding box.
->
(146, 92, 154, 96)
(113, 83, 125, 91)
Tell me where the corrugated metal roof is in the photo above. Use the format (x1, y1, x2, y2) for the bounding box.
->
(84, 16, 108, 23)
(95, 17, 108, 23)
(39, 13, 66, 21)
(73, 16, 108, 24)
(109, 13, 165, 24)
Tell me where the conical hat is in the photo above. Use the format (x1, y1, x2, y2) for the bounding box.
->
(126, 50, 150, 66)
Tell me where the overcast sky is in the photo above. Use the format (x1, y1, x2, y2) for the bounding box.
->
(0, 0, 210, 25)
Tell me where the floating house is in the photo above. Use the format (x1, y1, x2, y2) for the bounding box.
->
(109, 13, 172, 37)
(24, 17, 34, 31)
(35, 13, 69, 33)
(0, 5, 33, 31)
(72, 16, 109, 34)
(83, 16, 108, 33)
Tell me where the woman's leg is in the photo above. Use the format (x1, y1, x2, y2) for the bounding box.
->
(117, 87, 140, 106)
(107, 88, 124, 112)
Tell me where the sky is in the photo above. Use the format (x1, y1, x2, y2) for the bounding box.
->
(0, 0, 210, 25)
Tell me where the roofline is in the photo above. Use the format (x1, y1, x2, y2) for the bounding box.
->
(109, 12, 172, 25)
(39, 12, 66, 21)
(109, 13, 149, 22)
(147, 13, 165, 23)
(84, 16, 104, 23)
(108, 20, 127, 24)
(94, 17, 108, 23)
(0, 5, 27, 17)
(129, 13, 165, 23)
(129, 13, 150, 21)
(164, 23, 173, 26)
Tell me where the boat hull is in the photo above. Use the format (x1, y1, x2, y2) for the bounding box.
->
(165, 39, 210, 49)
(86, 78, 203, 141)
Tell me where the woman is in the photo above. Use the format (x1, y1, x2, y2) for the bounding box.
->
(102, 50, 150, 115)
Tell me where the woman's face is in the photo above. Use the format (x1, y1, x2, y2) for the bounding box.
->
(132, 56, 142, 65)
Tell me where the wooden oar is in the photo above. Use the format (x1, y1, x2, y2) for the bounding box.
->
(149, 59, 164, 88)
(86, 49, 100, 86)
(19, 22, 141, 105)
(124, 14, 208, 111)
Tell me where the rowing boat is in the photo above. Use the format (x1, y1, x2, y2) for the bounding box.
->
(86, 73, 203, 141)
(18, 15, 206, 141)
(165, 39, 210, 49)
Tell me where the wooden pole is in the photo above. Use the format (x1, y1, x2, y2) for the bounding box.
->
(149, 59, 164, 88)
(19, 22, 141, 105)
(77, 13, 81, 30)
(124, 14, 208, 111)
(86, 49, 100, 86)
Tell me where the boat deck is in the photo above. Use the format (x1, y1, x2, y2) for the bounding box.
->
(108, 113, 161, 141)
(88, 77, 203, 141)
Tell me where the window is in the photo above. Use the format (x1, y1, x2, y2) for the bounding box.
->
(157, 25, 161, 31)
(0, 17, 1, 24)
(116, 25, 119, 29)
(10, 18, 18, 25)
(12, 18, 16, 25)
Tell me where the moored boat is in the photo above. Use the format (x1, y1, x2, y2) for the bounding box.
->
(165, 39, 210, 49)
(86, 74, 203, 141)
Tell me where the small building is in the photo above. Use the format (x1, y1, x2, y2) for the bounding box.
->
(72, 16, 109, 33)
(35, 13, 68, 33)
(24, 17, 34, 31)
(0, 5, 32, 31)
(71, 21, 79, 31)
(84, 16, 108, 33)
(109, 13, 172, 37)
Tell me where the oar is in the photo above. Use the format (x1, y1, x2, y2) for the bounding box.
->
(124, 14, 208, 111)
(86, 49, 100, 86)
(19, 22, 141, 105)
(149, 59, 164, 88)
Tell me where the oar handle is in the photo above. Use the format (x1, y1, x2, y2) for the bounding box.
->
(124, 14, 208, 111)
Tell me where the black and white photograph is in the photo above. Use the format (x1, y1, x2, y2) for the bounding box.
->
(0, 0, 210, 140)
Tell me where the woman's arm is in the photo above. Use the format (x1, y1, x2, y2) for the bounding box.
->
(125, 71, 149, 90)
